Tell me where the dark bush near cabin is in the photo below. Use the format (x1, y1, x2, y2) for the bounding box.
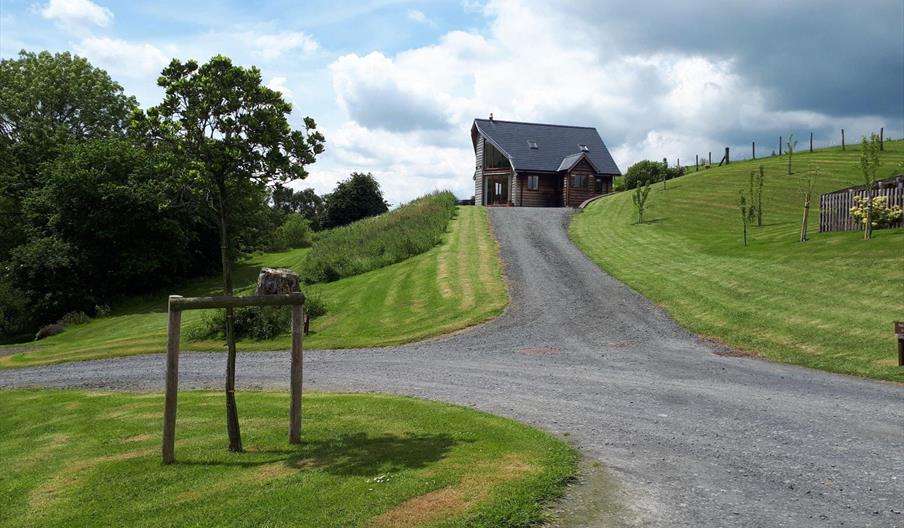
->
(320, 172, 389, 229)
(302, 191, 458, 283)
(624, 160, 684, 190)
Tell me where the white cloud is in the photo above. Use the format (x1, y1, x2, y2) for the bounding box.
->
(316, 0, 890, 204)
(267, 76, 293, 99)
(406, 9, 435, 27)
(248, 31, 318, 61)
(74, 36, 169, 78)
(40, 0, 112, 30)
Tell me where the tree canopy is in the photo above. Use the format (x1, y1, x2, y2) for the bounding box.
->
(321, 172, 389, 229)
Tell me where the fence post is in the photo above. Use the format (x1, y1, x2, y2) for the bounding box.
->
(695, 154, 699, 171)
(162, 295, 182, 465)
(842, 129, 845, 150)
(810, 132, 813, 153)
(289, 304, 304, 444)
(709, 151, 712, 165)
(752, 141, 756, 160)
(779, 136, 782, 156)
(725, 147, 730, 165)
(880, 127, 884, 150)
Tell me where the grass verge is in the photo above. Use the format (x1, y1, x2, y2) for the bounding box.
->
(571, 141, 904, 382)
(1, 206, 507, 368)
(0, 389, 577, 528)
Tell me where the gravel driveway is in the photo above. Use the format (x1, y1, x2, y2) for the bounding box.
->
(2, 208, 902, 527)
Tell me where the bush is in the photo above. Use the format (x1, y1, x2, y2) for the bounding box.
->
(34, 323, 64, 341)
(188, 307, 292, 342)
(58, 311, 90, 326)
(850, 195, 903, 227)
(272, 214, 312, 250)
(624, 160, 684, 190)
(187, 296, 327, 342)
(301, 191, 458, 283)
(94, 304, 111, 318)
(320, 172, 389, 229)
(613, 176, 626, 192)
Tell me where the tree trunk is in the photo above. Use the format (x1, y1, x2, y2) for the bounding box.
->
(864, 188, 873, 240)
(216, 182, 243, 453)
(801, 194, 810, 242)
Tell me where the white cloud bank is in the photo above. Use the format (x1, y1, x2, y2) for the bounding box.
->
(40, 0, 112, 31)
(313, 0, 892, 205)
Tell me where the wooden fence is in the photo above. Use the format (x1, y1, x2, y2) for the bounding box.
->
(819, 175, 904, 232)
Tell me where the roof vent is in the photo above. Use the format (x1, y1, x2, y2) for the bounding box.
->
(579, 144, 590, 152)
(527, 139, 538, 149)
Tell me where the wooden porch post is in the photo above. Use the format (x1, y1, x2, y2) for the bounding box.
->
(162, 295, 182, 464)
(289, 304, 304, 443)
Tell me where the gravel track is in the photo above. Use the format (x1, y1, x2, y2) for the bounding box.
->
(2, 208, 902, 527)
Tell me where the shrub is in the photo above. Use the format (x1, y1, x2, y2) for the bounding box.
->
(58, 310, 90, 326)
(302, 191, 458, 283)
(272, 213, 313, 250)
(34, 323, 64, 341)
(624, 160, 684, 190)
(320, 172, 389, 229)
(187, 296, 327, 342)
(94, 304, 111, 318)
(850, 195, 903, 228)
(613, 176, 626, 192)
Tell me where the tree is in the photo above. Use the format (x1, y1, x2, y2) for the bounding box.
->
(0, 51, 137, 260)
(799, 165, 817, 242)
(272, 186, 323, 230)
(858, 133, 882, 240)
(10, 138, 221, 325)
(738, 191, 753, 246)
(632, 181, 652, 223)
(786, 134, 798, 175)
(624, 160, 683, 190)
(134, 55, 324, 452)
(320, 172, 389, 229)
(753, 166, 765, 227)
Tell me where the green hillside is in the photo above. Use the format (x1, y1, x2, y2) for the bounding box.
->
(1, 206, 507, 368)
(571, 140, 904, 382)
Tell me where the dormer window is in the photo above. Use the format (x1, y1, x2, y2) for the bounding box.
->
(527, 140, 538, 149)
(578, 144, 590, 152)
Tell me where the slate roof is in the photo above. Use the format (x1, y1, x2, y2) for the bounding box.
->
(472, 118, 621, 175)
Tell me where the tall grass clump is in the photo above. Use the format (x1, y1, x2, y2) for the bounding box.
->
(302, 191, 458, 283)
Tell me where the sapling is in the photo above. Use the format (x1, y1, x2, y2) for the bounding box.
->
(632, 181, 652, 223)
(786, 134, 798, 175)
(858, 133, 882, 240)
(799, 164, 817, 242)
(754, 165, 765, 226)
(738, 191, 754, 246)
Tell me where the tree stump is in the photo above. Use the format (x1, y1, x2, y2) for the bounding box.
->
(256, 267, 305, 443)
(256, 267, 300, 295)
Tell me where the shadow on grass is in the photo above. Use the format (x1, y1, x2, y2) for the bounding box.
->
(179, 432, 462, 477)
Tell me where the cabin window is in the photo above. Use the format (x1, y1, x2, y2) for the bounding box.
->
(579, 144, 590, 152)
(527, 175, 539, 191)
(483, 141, 509, 169)
(572, 174, 587, 189)
(595, 177, 603, 193)
(527, 139, 538, 149)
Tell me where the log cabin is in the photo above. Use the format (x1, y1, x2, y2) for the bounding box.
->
(471, 117, 621, 207)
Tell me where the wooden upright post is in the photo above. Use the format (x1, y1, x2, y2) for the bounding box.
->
(880, 127, 884, 150)
(708, 151, 712, 165)
(752, 141, 756, 160)
(695, 154, 699, 171)
(289, 304, 304, 443)
(810, 132, 813, 153)
(162, 295, 182, 464)
(725, 147, 730, 165)
(779, 136, 783, 156)
(842, 129, 845, 150)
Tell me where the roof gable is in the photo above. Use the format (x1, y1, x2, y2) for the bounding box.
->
(473, 118, 621, 175)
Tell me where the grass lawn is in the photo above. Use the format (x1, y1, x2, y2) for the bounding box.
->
(571, 141, 904, 382)
(1, 206, 507, 368)
(0, 390, 577, 527)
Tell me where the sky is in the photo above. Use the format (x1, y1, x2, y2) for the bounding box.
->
(2, 0, 902, 205)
